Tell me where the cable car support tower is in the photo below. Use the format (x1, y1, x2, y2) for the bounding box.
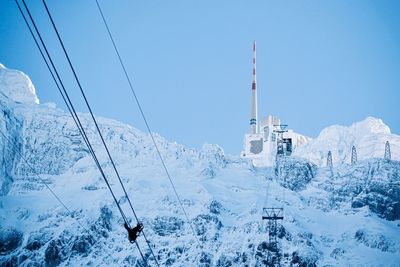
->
(262, 124, 288, 266)
(262, 207, 284, 266)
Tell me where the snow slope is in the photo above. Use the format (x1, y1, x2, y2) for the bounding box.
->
(0, 64, 399, 266)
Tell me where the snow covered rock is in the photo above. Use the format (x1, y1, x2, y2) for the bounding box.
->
(0, 98, 23, 195)
(1, 65, 399, 266)
(199, 144, 228, 178)
(302, 158, 400, 221)
(275, 157, 317, 191)
(294, 117, 400, 166)
(350, 159, 400, 220)
(354, 229, 398, 253)
(15, 111, 89, 177)
(153, 216, 185, 236)
(0, 228, 23, 255)
(0, 64, 39, 105)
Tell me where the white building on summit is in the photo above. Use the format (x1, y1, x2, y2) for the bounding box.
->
(241, 42, 309, 167)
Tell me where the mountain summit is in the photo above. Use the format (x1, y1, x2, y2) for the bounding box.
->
(294, 116, 399, 166)
(0, 64, 39, 105)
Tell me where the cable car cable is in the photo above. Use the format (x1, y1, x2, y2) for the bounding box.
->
(0, 121, 118, 263)
(19, 0, 129, 225)
(17, 2, 149, 264)
(17, 0, 149, 263)
(95, 0, 202, 249)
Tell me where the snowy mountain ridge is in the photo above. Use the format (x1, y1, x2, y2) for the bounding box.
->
(294, 117, 399, 166)
(0, 64, 399, 266)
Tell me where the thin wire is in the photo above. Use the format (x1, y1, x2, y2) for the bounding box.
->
(135, 241, 147, 265)
(14, 0, 100, 193)
(282, 169, 286, 218)
(39, 1, 154, 264)
(0, 119, 117, 263)
(16, 2, 148, 264)
(95, 0, 202, 249)
(42, 0, 139, 225)
(264, 175, 270, 208)
(41, 1, 159, 265)
(19, 0, 128, 224)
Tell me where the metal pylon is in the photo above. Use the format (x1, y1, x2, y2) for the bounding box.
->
(351, 146, 357, 165)
(327, 151, 333, 168)
(262, 208, 284, 266)
(384, 141, 391, 160)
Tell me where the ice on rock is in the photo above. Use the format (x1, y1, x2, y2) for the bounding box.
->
(0, 64, 39, 105)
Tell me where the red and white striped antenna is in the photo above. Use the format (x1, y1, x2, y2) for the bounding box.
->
(250, 40, 258, 134)
(252, 40, 257, 91)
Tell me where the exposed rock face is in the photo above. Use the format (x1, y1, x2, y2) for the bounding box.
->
(200, 144, 228, 178)
(275, 157, 317, 191)
(153, 216, 185, 236)
(351, 160, 400, 220)
(354, 229, 396, 253)
(0, 103, 22, 195)
(0, 228, 23, 255)
(314, 159, 400, 220)
(25, 231, 51, 251)
(43, 231, 94, 267)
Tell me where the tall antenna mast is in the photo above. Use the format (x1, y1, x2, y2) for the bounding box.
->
(250, 40, 258, 134)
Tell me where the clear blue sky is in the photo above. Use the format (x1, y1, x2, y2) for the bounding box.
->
(1, 0, 399, 154)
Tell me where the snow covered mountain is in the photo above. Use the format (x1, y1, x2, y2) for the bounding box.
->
(0, 64, 399, 266)
(294, 117, 399, 166)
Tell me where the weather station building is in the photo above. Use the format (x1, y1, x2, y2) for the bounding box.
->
(241, 41, 309, 167)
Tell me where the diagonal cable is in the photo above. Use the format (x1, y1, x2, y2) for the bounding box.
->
(16, 1, 150, 264)
(0, 119, 117, 262)
(95, 0, 202, 248)
(18, 0, 128, 225)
